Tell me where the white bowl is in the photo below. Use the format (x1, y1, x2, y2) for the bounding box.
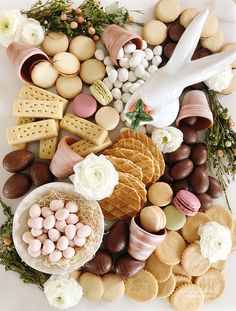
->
(13, 182, 104, 275)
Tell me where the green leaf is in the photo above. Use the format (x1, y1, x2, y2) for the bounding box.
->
(105, 2, 119, 14)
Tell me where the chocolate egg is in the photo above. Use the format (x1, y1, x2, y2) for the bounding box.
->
(181, 117, 198, 126)
(179, 124, 198, 145)
(190, 143, 208, 165)
(168, 144, 191, 163)
(171, 159, 194, 180)
(196, 193, 213, 211)
(207, 176, 222, 198)
(115, 254, 145, 279)
(163, 42, 177, 59)
(172, 179, 190, 194)
(168, 23, 185, 42)
(105, 220, 129, 254)
(196, 162, 209, 172)
(84, 249, 113, 275)
(2, 150, 35, 173)
(29, 161, 54, 186)
(190, 167, 209, 194)
(160, 165, 174, 184)
(3, 173, 32, 199)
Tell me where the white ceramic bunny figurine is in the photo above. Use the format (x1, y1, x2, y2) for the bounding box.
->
(124, 10, 236, 128)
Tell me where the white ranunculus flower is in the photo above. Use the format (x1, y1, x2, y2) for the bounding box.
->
(44, 275, 83, 309)
(0, 10, 25, 47)
(151, 126, 183, 153)
(70, 153, 119, 201)
(204, 65, 233, 92)
(20, 18, 45, 46)
(198, 221, 232, 263)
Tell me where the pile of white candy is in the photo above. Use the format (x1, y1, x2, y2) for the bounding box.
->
(94, 40, 163, 133)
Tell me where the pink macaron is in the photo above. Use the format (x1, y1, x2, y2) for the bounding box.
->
(173, 190, 201, 216)
(72, 93, 97, 118)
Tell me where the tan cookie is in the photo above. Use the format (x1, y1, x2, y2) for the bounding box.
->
(69, 36, 96, 61)
(181, 212, 211, 244)
(102, 274, 125, 302)
(174, 274, 192, 289)
(181, 243, 211, 277)
(79, 272, 104, 301)
(180, 8, 200, 28)
(221, 69, 236, 95)
(53, 52, 80, 76)
(80, 59, 106, 85)
(170, 284, 204, 311)
(157, 272, 176, 298)
(155, 0, 181, 23)
(195, 269, 225, 301)
(172, 264, 190, 278)
(221, 43, 236, 68)
(69, 270, 81, 280)
(56, 75, 82, 99)
(145, 252, 172, 282)
(31, 61, 59, 89)
(142, 20, 167, 46)
(211, 260, 226, 271)
(155, 231, 186, 265)
(200, 30, 224, 52)
(125, 269, 158, 302)
(42, 32, 69, 56)
(231, 220, 236, 252)
(205, 205, 234, 231)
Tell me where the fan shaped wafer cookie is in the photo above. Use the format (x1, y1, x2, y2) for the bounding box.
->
(115, 129, 165, 177)
(98, 183, 141, 220)
(103, 147, 154, 184)
(113, 138, 160, 182)
(105, 156, 143, 181)
(118, 172, 147, 207)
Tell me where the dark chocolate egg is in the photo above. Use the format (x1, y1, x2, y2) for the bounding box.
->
(160, 165, 174, 184)
(170, 159, 194, 180)
(172, 179, 190, 194)
(104, 220, 129, 254)
(207, 176, 222, 198)
(168, 144, 191, 163)
(190, 167, 209, 194)
(2, 150, 35, 173)
(190, 143, 208, 165)
(115, 254, 145, 279)
(179, 124, 198, 145)
(83, 249, 113, 275)
(196, 193, 213, 211)
(3, 173, 32, 199)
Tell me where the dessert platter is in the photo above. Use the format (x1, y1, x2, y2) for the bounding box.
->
(0, 0, 236, 310)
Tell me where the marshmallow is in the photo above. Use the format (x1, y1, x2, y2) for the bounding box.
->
(153, 45, 163, 56)
(145, 48, 154, 61)
(103, 56, 114, 66)
(124, 42, 136, 54)
(128, 71, 137, 82)
(118, 68, 129, 82)
(148, 65, 158, 75)
(108, 69, 118, 84)
(122, 81, 132, 93)
(135, 65, 145, 78)
(111, 88, 122, 100)
(129, 55, 142, 67)
(114, 100, 124, 113)
(122, 92, 132, 103)
(152, 56, 162, 66)
(95, 49, 105, 61)
(117, 48, 124, 60)
(119, 57, 130, 69)
(103, 77, 113, 90)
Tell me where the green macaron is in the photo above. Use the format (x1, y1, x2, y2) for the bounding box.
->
(163, 205, 186, 231)
(90, 80, 113, 106)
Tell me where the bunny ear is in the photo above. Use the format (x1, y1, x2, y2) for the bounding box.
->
(165, 10, 209, 73)
(179, 49, 236, 87)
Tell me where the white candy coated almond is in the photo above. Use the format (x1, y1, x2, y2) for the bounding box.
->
(43, 214, 56, 230)
(22, 231, 34, 244)
(29, 239, 41, 252)
(28, 217, 43, 229)
(74, 236, 86, 247)
(29, 204, 41, 218)
(77, 225, 92, 238)
(41, 206, 53, 218)
(48, 228, 61, 242)
(31, 228, 43, 237)
(65, 201, 78, 213)
(49, 199, 64, 211)
(55, 220, 67, 232)
(65, 224, 77, 240)
(28, 246, 41, 258)
(55, 209, 70, 221)
(43, 239, 55, 254)
(66, 214, 79, 225)
(63, 247, 75, 259)
(49, 250, 62, 262)
(57, 236, 69, 251)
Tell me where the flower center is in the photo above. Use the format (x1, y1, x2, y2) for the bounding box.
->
(56, 296, 63, 304)
(0, 21, 10, 33)
(162, 136, 169, 143)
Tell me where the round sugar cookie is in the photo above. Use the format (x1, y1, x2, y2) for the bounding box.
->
(53, 52, 80, 76)
(125, 269, 158, 302)
(56, 75, 83, 99)
(142, 20, 167, 46)
(148, 182, 173, 207)
(79, 272, 104, 301)
(102, 274, 125, 302)
(42, 32, 69, 56)
(205, 205, 234, 231)
(221, 69, 236, 95)
(145, 252, 172, 282)
(200, 30, 224, 52)
(211, 260, 226, 271)
(172, 264, 190, 278)
(95, 106, 120, 131)
(170, 284, 204, 311)
(155, 231, 186, 265)
(195, 269, 225, 301)
(174, 274, 192, 289)
(157, 273, 176, 298)
(155, 0, 181, 23)
(80, 59, 106, 85)
(180, 8, 200, 28)
(181, 212, 211, 243)
(221, 43, 236, 68)
(181, 243, 211, 277)
(31, 61, 59, 89)
(69, 270, 81, 280)
(69, 36, 96, 61)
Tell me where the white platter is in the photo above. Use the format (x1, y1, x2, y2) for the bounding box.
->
(0, 0, 236, 310)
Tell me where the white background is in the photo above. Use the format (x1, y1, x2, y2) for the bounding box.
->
(0, 0, 236, 310)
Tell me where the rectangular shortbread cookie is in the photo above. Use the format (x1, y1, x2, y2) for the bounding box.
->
(7, 119, 58, 145)
(13, 99, 64, 119)
(39, 136, 58, 160)
(11, 117, 36, 149)
(70, 136, 112, 157)
(60, 113, 108, 145)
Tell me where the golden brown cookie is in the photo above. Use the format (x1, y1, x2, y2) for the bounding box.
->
(157, 272, 176, 298)
(102, 274, 125, 302)
(181, 213, 211, 244)
(125, 269, 158, 302)
(195, 269, 225, 301)
(170, 284, 204, 311)
(200, 30, 224, 52)
(211, 260, 226, 271)
(181, 243, 211, 277)
(205, 205, 234, 231)
(174, 274, 192, 289)
(79, 272, 103, 301)
(155, 0, 181, 23)
(155, 231, 186, 265)
(145, 252, 172, 282)
(172, 263, 190, 278)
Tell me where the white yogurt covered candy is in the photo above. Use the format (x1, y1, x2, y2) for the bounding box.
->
(141, 40, 148, 50)
(63, 247, 75, 259)
(43, 214, 56, 230)
(152, 55, 162, 66)
(57, 236, 69, 251)
(145, 48, 154, 61)
(108, 69, 118, 84)
(77, 225, 92, 238)
(48, 228, 61, 242)
(66, 214, 79, 225)
(118, 68, 129, 82)
(103, 77, 113, 90)
(128, 71, 137, 82)
(106, 65, 115, 74)
(125, 120, 131, 128)
(148, 65, 158, 75)
(29, 239, 41, 252)
(139, 125, 147, 134)
(31, 228, 43, 237)
(65, 224, 77, 240)
(114, 100, 124, 113)
(65, 201, 78, 213)
(111, 88, 122, 100)
(74, 236, 86, 247)
(135, 65, 145, 78)
(146, 124, 155, 134)
(122, 92, 131, 103)
(95, 49, 105, 61)
(37, 233, 48, 243)
(49, 199, 64, 211)
(122, 81, 132, 93)
(119, 57, 130, 69)
(28, 246, 41, 258)
(143, 71, 151, 81)
(55, 220, 67, 232)
(103, 56, 114, 66)
(49, 250, 62, 262)
(133, 49, 146, 58)
(124, 42, 136, 54)
(28, 217, 43, 229)
(55, 209, 70, 221)
(141, 58, 149, 68)
(120, 111, 126, 122)
(136, 79, 145, 85)
(29, 204, 41, 218)
(43, 239, 55, 254)
(117, 47, 124, 60)
(129, 55, 142, 67)
(114, 80, 123, 88)
(129, 83, 139, 94)
(41, 206, 53, 218)
(22, 231, 34, 244)
(153, 45, 163, 56)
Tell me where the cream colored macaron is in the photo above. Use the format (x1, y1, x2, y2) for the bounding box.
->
(148, 182, 173, 207)
(80, 59, 106, 85)
(140, 206, 167, 233)
(31, 61, 59, 89)
(42, 32, 69, 57)
(56, 75, 83, 99)
(95, 106, 120, 131)
(142, 20, 167, 46)
(69, 35, 96, 61)
(53, 52, 80, 76)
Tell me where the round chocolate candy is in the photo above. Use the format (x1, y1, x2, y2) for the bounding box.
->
(179, 124, 198, 145)
(3, 173, 32, 199)
(2, 150, 35, 173)
(160, 165, 174, 184)
(29, 161, 54, 187)
(168, 23, 185, 42)
(104, 220, 129, 254)
(190, 167, 209, 194)
(168, 144, 191, 163)
(172, 179, 190, 194)
(84, 249, 113, 275)
(190, 143, 208, 165)
(170, 159, 194, 180)
(115, 254, 145, 279)
(196, 193, 213, 211)
(163, 42, 177, 59)
(207, 176, 222, 198)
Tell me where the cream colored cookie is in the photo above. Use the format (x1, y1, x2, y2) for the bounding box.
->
(172, 264, 190, 277)
(155, 0, 181, 23)
(211, 260, 226, 271)
(221, 43, 236, 68)
(201, 30, 224, 52)
(69, 35, 96, 61)
(142, 20, 167, 46)
(195, 269, 225, 301)
(56, 75, 83, 99)
(205, 205, 234, 231)
(125, 270, 158, 302)
(31, 61, 59, 89)
(80, 59, 106, 85)
(145, 252, 172, 282)
(102, 274, 125, 302)
(221, 69, 236, 95)
(79, 272, 104, 301)
(42, 32, 69, 56)
(174, 274, 192, 289)
(157, 273, 176, 298)
(69, 270, 81, 280)
(180, 8, 200, 28)
(53, 52, 80, 76)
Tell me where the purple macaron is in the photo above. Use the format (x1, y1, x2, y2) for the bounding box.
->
(173, 190, 201, 216)
(72, 93, 97, 118)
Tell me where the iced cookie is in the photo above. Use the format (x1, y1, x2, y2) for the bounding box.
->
(95, 106, 120, 131)
(155, 0, 181, 23)
(53, 52, 80, 76)
(31, 61, 59, 89)
(80, 59, 106, 85)
(142, 20, 168, 46)
(56, 75, 82, 99)
(221, 43, 236, 68)
(42, 32, 69, 56)
(201, 30, 224, 52)
(69, 36, 96, 61)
